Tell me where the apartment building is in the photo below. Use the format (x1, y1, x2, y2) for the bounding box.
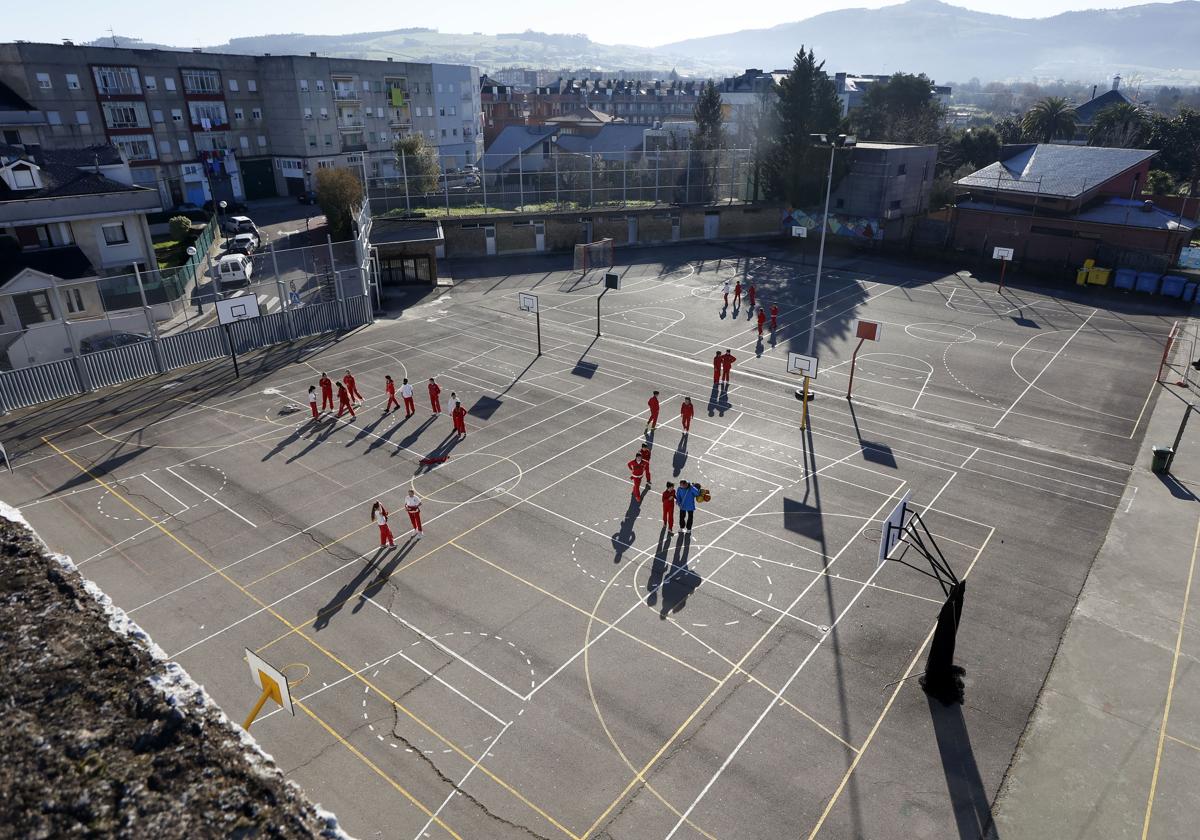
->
(527, 78, 700, 127)
(0, 42, 483, 208)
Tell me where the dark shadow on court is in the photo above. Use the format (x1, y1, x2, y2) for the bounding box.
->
(1011, 316, 1039, 329)
(381, 415, 435, 455)
(261, 421, 312, 461)
(659, 535, 701, 619)
(468, 396, 502, 421)
(928, 696, 1000, 840)
(354, 539, 421, 613)
(346, 409, 392, 447)
(314, 546, 391, 631)
(46, 448, 144, 494)
(846, 398, 898, 468)
(286, 416, 339, 463)
(782, 497, 826, 545)
(410, 431, 461, 471)
(1157, 472, 1199, 501)
(646, 529, 672, 607)
(612, 494, 640, 564)
(673, 434, 689, 476)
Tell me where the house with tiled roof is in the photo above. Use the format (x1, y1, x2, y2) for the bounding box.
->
(950, 143, 1193, 271)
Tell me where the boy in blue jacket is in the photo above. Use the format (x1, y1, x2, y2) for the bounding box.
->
(675, 480, 703, 534)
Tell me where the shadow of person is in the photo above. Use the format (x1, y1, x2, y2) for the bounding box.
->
(314, 546, 387, 631)
(707, 382, 721, 417)
(286, 415, 339, 463)
(261, 422, 308, 461)
(672, 435, 688, 476)
(754, 336, 765, 358)
(716, 385, 731, 416)
(659, 534, 701, 619)
(408, 431, 460, 470)
(647, 528, 672, 607)
(352, 538, 420, 614)
(612, 493, 640, 564)
(380, 414, 436, 456)
(927, 695, 1000, 839)
(346, 409, 391, 447)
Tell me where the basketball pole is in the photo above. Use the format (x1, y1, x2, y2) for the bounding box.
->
(223, 322, 241, 378)
(801, 375, 810, 430)
(999, 257, 1008, 291)
(847, 337, 865, 399)
(535, 309, 542, 356)
(597, 287, 609, 338)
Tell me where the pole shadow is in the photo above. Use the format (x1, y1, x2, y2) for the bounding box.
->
(927, 695, 1000, 840)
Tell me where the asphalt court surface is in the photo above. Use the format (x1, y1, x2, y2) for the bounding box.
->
(1, 243, 1181, 838)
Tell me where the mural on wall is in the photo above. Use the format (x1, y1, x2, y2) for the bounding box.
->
(1180, 246, 1200, 270)
(781, 208, 884, 241)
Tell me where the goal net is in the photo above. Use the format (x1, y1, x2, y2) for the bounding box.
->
(573, 239, 614, 274)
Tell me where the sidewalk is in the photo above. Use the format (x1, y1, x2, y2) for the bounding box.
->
(991, 354, 1200, 838)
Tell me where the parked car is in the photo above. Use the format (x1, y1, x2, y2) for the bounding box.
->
(220, 232, 259, 256)
(215, 253, 254, 288)
(80, 332, 150, 353)
(223, 215, 260, 236)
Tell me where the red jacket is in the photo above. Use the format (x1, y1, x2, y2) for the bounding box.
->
(770, 304, 778, 317)
(429, 382, 441, 399)
(647, 396, 660, 416)
(627, 458, 646, 477)
(319, 377, 332, 394)
(343, 374, 356, 390)
(385, 380, 396, 396)
(721, 352, 736, 372)
(757, 309, 766, 325)
(713, 355, 722, 374)
(452, 405, 466, 422)
(639, 445, 651, 463)
(734, 282, 742, 295)
(680, 402, 694, 422)
(662, 488, 675, 510)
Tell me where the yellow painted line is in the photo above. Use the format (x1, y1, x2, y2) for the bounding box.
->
(806, 527, 995, 840)
(1165, 733, 1200, 755)
(43, 437, 579, 840)
(245, 524, 372, 587)
(1141, 513, 1200, 840)
(297, 701, 464, 839)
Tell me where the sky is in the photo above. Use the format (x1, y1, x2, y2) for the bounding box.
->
(7, 0, 1168, 48)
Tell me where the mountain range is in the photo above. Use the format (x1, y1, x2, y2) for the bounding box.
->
(86, 0, 1200, 86)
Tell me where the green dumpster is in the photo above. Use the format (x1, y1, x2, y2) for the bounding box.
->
(1152, 446, 1174, 474)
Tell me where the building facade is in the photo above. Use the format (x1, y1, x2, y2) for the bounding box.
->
(0, 42, 482, 208)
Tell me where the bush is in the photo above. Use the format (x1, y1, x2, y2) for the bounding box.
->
(168, 215, 194, 242)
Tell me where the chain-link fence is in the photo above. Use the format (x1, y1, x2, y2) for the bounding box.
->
(369, 148, 758, 217)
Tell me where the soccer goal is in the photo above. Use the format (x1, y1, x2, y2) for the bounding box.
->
(573, 239, 615, 274)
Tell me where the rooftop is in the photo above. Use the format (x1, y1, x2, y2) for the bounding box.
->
(955, 197, 1193, 232)
(955, 144, 1157, 199)
(0, 245, 95, 286)
(0, 143, 153, 203)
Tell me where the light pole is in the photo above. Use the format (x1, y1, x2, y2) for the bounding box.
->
(806, 133, 856, 359)
(216, 199, 228, 243)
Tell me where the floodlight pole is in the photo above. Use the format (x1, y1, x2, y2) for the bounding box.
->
(808, 140, 838, 358)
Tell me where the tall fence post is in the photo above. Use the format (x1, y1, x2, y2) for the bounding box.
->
(327, 235, 349, 330)
(48, 284, 91, 393)
(553, 154, 559, 208)
(443, 153, 450, 215)
(481, 152, 488, 214)
(589, 154, 594, 208)
(622, 151, 627, 207)
(518, 152, 524, 210)
(134, 264, 167, 374)
(685, 151, 691, 205)
(271, 241, 294, 340)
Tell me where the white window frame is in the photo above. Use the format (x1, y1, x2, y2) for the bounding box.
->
(178, 139, 190, 153)
(228, 79, 239, 92)
(101, 222, 129, 246)
(47, 111, 61, 126)
(257, 135, 267, 148)
(251, 107, 262, 120)
(299, 79, 308, 91)
(171, 108, 183, 122)
(233, 107, 244, 120)
(66, 74, 80, 90)
(36, 72, 52, 89)
(65, 287, 85, 314)
(151, 109, 164, 123)
(316, 80, 325, 92)
(239, 136, 250, 150)
(247, 79, 257, 92)
(144, 75, 156, 90)
(75, 110, 90, 126)
(158, 139, 171, 155)
(164, 77, 176, 91)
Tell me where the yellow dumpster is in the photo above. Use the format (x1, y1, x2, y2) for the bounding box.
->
(1087, 267, 1111, 286)
(1076, 268, 1089, 286)
(1083, 258, 1096, 270)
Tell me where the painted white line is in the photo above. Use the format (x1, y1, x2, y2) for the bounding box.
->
(993, 309, 1097, 430)
(166, 466, 257, 528)
(413, 721, 513, 840)
(143, 473, 190, 511)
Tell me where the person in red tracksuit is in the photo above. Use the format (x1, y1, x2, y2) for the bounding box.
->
(428, 377, 442, 414)
(371, 501, 396, 547)
(645, 391, 660, 435)
(336, 382, 356, 419)
(384, 375, 401, 412)
(733, 280, 742, 305)
(308, 385, 319, 418)
(713, 351, 722, 383)
(770, 303, 779, 332)
(638, 443, 653, 488)
(628, 453, 647, 498)
(748, 283, 757, 311)
(319, 373, 334, 411)
(452, 400, 467, 437)
(757, 306, 767, 336)
(721, 349, 736, 384)
(344, 370, 364, 404)
(400, 378, 416, 417)
(680, 396, 694, 434)
(662, 482, 676, 533)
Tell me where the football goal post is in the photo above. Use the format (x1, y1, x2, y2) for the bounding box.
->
(573, 239, 614, 274)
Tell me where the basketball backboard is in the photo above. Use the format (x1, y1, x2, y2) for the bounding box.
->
(856, 320, 882, 341)
(878, 489, 912, 565)
(245, 648, 293, 716)
(604, 272, 621, 290)
(993, 247, 1014, 261)
(216, 295, 262, 325)
(518, 292, 539, 313)
(792, 226, 807, 238)
(787, 352, 819, 378)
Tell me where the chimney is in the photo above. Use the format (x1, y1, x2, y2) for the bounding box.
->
(1112, 74, 1121, 91)
(62, 39, 73, 46)
(1091, 84, 1097, 101)
(310, 51, 317, 57)
(192, 47, 201, 53)
(387, 57, 393, 62)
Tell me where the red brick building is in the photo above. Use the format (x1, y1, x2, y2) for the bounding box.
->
(951, 144, 1194, 273)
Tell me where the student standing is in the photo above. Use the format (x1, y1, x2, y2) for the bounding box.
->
(344, 370, 364, 404)
(747, 283, 757, 311)
(384, 375, 400, 412)
(400, 378, 416, 417)
(756, 306, 767, 337)
(770, 303, 779, 332)
(675, 480, 702, 533)
(307, 385, 319, 419)
(712, 351, 723, 383)
(428, 377, 442, 414)
(627, 453, 648, 498)
(722, 279, 732, 307)
(638, 443, 653, 488)
(645, 391, 660, 435)
(336, 382, 356, 419)
(733, 280, 742, 305)
(371, 501, 396, 547)
(680, 396, 694, 434)
(662, 482, 676, 533)
(319, 372, 334, 411)
(403, 488, 424, 538)
(452, 400, 467, 437)
(720, 349, 736, 384)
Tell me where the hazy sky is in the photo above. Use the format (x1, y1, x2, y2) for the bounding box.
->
(8, 0, 1164, 48)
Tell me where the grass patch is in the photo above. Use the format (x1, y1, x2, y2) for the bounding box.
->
(153, 237, 195, 271)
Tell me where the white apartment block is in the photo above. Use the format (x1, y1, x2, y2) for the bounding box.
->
(0, 42, 483, 207)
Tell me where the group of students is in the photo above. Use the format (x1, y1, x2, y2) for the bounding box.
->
(721, 279, 779, 337)
(306, 371, 469, 436)
(630, 392, 707, 534)
(370, 488, 424, 546)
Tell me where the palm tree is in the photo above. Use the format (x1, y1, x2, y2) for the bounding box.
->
(1088, 102, 1146, 148)
(1022, 97, 1078, 144)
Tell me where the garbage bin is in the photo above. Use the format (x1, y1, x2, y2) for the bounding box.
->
(1152, 446, 1175, 474)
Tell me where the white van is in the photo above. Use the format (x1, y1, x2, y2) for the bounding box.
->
(216, 253, 253, 288)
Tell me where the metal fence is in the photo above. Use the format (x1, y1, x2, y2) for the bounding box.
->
(369, 148, 758, 218)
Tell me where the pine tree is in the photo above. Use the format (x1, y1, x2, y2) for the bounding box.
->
(765, 47, 842, 206)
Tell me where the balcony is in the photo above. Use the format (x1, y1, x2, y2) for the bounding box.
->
(96, 83, 140, 96)
(389, 117, 412, 129)
(337, 119, 365, 131)
(333, 89, 360, 102)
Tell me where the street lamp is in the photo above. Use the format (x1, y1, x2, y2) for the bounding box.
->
(186, 245, 206, 314)
(216, 199, 228, 243)
(805, 133, 856, 359)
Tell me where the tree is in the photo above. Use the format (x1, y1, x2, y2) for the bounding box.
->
(1144, 169, 1176, 195)
(765, 46, 843, 206)
(851, 72, 943, 144)
(692, 81, 725, 150)
(1022, 97, 1077, 143)
(315, 168, 363, 241)
(168, 215, 193, 242)
(994, 117, 1025, 144)
(959, 127, 1002, 169)
(1146, 109, 1200, 196)
(394, 133, 441, 196)
(1088, 102, 1146, 148)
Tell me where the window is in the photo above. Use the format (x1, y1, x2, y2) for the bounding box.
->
(439, 107, 445, 117)
(251, 108, 262, 120)
(102, 102, 147, 129)
(324, 134, 332, 146)
(228, 79, 239, 92)
(239, 136, 249, 150)
(37, 72, 51, 89)
(307, 134, 317, 149)
(427, 129, 435, 139)
(427, 106, 434, 117)
(188, 102, 228, 126)
(441, 128, 446, 138)
(452, 128, 458, 136)
(897, 164, 907, 176)
(316, 80, 325, 92)
(247, 79, 257, 92)
(299, 79, 308, 91)
(362, 80, 370, 92)
(178, 139, 189, 153)
(171, 108, 183, 122)
(304, 107, 313, 118)
(101, 223, 129, 245)
(437, 83, 443, 93)
(75, 110, 90, 126)
(449, 105, 456, 116)
(164, 77, 176, 92)
(233, 107, 244, 120)
(319, 107, 328, 118)
(11, 168, 36, 189)
(158, 139, 171, 155)
(93, 66, 139, 94)
(47, 111, 61, 125)
(368, 131, 377, 143)
(65, 287, 85, 314)
(13, 291, 54, 325)
(152, 109, 164, 123)
(112, 135, 155, 161)
(144, 75, 156, 90)
(66, 74, 80, 90)
(181, 68, 220, 94)
(257, 135, 267, 148)
(889, 199, 902, 210)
